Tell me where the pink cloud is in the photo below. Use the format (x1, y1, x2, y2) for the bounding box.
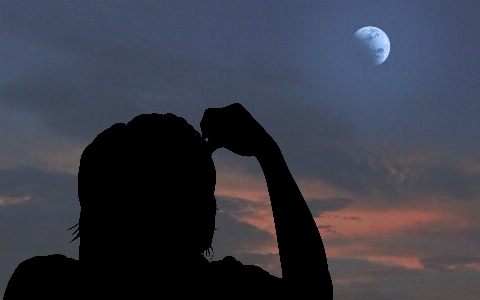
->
(316, 209, 440, 236)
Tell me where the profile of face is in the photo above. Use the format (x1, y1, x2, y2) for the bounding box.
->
(75, 113, 218, 270)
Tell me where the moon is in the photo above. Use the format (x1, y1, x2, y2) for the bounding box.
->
(354, 26, 390, 66)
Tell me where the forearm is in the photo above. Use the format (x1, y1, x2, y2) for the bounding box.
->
(256, 141, 332, 293)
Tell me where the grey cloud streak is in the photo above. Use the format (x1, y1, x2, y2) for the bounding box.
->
(420, 254, 480, 271)
(306, 197, 355, 218)
(330, 257, 480, 300)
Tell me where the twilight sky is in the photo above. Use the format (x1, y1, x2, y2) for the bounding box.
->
(1, 1, 480, 299)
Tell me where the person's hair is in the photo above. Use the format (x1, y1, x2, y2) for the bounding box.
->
(68, 113, 218, 260)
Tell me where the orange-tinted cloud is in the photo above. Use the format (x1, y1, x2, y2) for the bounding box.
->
(211, 156, 480, 274)
(214, 167, 269, 202)
(362, 255, 423, 269)
(316, 209, 439, 236)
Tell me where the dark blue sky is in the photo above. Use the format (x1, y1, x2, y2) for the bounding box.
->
(0, 1, 478, 156)
(1, 2, 480, 299)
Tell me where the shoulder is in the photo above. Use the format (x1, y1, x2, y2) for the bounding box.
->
(9, 254, 78, 278)
(5, 254, 80, 300)
(210, 256, 277, 277)
(208, 256, 283, 295)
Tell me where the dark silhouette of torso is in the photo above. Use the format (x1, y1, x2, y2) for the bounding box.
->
(4, 105, 331, 299)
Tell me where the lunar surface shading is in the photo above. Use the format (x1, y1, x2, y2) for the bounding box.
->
(354, 26, 390, 66)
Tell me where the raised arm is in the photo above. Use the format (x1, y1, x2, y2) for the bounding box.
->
(256, 139, 332, 297)
(201, 103, 332, 298)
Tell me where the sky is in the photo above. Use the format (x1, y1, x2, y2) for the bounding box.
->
(0, 1, 479, 299)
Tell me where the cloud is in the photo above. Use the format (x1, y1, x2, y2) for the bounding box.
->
(0, 2, 363, 193)
(2, 0, 480, 210)
(306, 197, 355, 217)
(0, 166, 77, 208)
(0, 109, 84, 173)
(0, 195, 30, 206)
(420, 254, 480, 271)
(214, 195, 270, 218)
(318, 224, 338, 234)
(0, 1, 411, 208)
(415, 165, 480, 201)
(210, 209, 278, 259)
(330, 257, 480, 300)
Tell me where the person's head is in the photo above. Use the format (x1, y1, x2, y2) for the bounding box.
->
(70, 113, 218, 265)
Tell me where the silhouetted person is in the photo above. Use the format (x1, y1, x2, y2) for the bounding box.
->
(4, 103, 332, 299)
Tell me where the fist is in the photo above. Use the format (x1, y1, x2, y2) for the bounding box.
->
(200, 103, 276, 157)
